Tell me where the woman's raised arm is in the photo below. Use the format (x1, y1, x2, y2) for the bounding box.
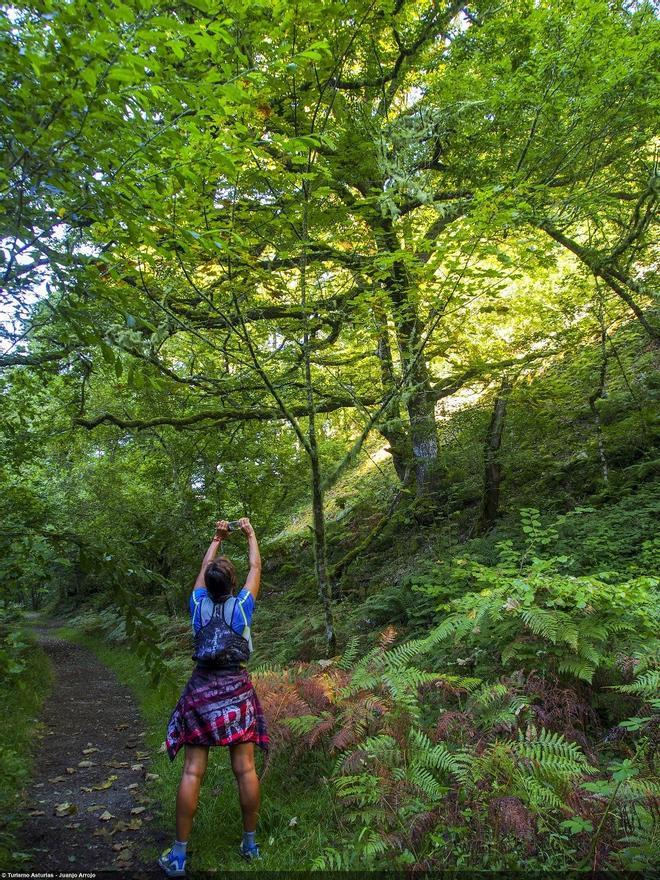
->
(239, 517, 261, 600)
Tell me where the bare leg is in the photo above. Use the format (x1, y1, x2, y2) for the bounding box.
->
(175, 745, 209, 841)
(229, 742, 259, 832)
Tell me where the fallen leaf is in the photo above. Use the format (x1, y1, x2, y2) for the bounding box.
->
(113, 841, 131, 851)
(54, 802, 77, 817)
(28, 810, 46, 817)
(48, 775, 67, 783)
(87, 804, 107, 812)
(65, 823, 80, 829)
(82, 747, 99, 755)
(109, 817, 142, 833)
(98, 810, 115, 822)
(126, 783, 139, 790)
(288, 816, 298, 827)
(130, 806, 146, 815)
(135, 750, 150, 759)
(91, 774, 118, 791)
(78, 760, 95, 768)
(130, 764, 143, 772)
(105, 760, 129, 769)
(66, 767, 77, 775)
(158, 741, 167, 753)
(80, 787, 93, 793)
(145, 773, 160, 781)
(115, 723, 129, 730)
(115, 850, 133, 863)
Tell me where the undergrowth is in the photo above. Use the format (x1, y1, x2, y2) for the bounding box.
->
(0, 609, 52, 866)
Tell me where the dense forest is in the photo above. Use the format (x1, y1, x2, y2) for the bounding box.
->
(1, 0, 658, 873)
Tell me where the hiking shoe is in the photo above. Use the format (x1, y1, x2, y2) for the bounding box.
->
(158, 846, 186, 877)
(239, 841, 262, 861)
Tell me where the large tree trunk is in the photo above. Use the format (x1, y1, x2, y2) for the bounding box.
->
(476, 379, 510, 533)
(375, 221, 442, 500)
(589, 300, 610, 485)
(373, 307, 412, 483)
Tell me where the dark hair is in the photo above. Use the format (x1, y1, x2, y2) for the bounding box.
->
(204, 557, 237, 602)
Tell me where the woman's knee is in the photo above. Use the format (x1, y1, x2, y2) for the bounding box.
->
(230, 747, 256, 779)
(182, 763, 206, 783)
(182, 746, 208, 781)
(230, 743, 256, 778)
(232, 758, 256, 780)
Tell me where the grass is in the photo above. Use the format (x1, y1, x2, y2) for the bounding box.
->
(54, 624, 338, 871)
(0, 618, 53, 866)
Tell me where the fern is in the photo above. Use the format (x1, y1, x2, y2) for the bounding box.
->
(407, 765, 448, 800)
(557, 658, 596, 682)
(337, 635, 361, 670)
(409, 728, 468, 778)
(614, 669, 660, 698)
(282, 713, 327, 736)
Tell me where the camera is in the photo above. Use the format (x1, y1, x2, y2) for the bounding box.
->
(227, 520, 243, 531)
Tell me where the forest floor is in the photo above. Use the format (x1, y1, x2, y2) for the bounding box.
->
(17, 617, 169, 872)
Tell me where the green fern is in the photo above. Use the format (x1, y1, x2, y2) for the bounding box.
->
(614, 669, 660, 698)
(337, 635, 361, 670)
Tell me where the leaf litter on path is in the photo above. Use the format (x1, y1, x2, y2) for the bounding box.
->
(79, 773, 118, 793)
(21, 628, 164, 870)
(54, 802, 77, 817)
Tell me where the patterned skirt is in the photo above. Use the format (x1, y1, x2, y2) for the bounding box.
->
(166, 667, 269, 760)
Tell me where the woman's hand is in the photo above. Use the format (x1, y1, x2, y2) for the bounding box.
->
(238, 517, 255, 538)
(214, 520, 230, 541)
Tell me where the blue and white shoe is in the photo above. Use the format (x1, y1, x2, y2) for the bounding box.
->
(158, 846, 186, 877)
(239, 841, 262, 861)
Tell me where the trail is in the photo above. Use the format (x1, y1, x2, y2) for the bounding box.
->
(17, 619, 169, 871)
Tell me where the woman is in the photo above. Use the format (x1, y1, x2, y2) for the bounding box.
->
(158, 517, 269, 876)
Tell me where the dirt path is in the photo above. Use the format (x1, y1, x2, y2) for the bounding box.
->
(18, 620, 169, 871)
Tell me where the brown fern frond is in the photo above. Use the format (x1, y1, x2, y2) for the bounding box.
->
(331, 724, 358, 751)
(296, 675, 333, 710)
(489, 796, 536, 846)
(306, 717, 336, 746)
(341, 749, 370, 773)
(379, 625, 398, 648)
(433, 711, 475, 742)
(409, 808, 440, 850)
